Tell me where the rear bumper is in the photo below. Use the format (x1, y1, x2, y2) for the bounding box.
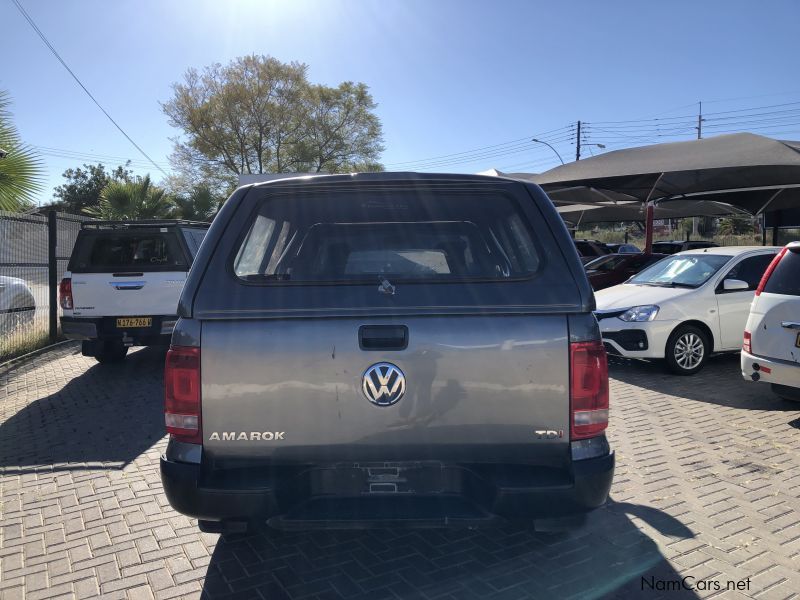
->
(741, 349, 800, 388)
(160, 440, 615, 527)
(160, 458, 279, 521)
(61, 316, 177, 345)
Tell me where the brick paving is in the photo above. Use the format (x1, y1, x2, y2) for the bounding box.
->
(1, 343, 799, 599)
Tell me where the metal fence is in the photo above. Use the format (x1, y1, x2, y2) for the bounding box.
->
(576, 227, 800, 247)
(0, 211, 93, 361)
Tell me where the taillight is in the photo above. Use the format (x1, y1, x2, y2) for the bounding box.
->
(570, 340, 609, 440)
(165, 346, 202, 444)
(59, 277, 73, 309)
(755, 247, 788, 296)
(743, 330, 752, 354)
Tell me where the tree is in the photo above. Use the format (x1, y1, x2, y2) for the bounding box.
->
(91, 175, 175, 220)
(0, 90, 44, 212)
(173, 185, 222, 221)
(294, 82, 385, 173)
(717, 216, 755, 236)
(51, 162, 133, 215)
(162, 55, 384, 189)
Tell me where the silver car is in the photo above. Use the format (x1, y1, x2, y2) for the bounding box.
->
(159, 173, 614, 533)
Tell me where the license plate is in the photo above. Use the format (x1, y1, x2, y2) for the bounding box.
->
(116, 317, 152, 328)
(796, 332, 800, 348)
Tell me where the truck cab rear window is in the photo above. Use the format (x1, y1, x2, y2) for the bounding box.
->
(233, 193, 541, 283)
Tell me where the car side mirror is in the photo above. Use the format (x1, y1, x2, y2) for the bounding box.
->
(722, 278, 749, 291)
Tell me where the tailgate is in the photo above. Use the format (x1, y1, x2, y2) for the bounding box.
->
(202, 315, 570, 465)
(68, 228, 189, 317)
(750, 293, 800, 362)
(71, 271, 186, 317)
(752, 247, 800, 362)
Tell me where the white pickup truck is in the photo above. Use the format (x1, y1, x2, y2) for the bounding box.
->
(59, 220, 209, 363)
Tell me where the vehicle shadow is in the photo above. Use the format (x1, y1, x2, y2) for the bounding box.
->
(0, 345, 166, 472)
(200, 498, 698, 599)
(608, 353, 800, 412)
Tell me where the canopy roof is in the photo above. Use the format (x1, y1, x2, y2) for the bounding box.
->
(531, 133, 800, 202)
(556, 199, 750, 225)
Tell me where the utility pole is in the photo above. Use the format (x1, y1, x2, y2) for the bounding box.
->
(691, 101, 703, 238)
(575, 120, 582, 161)
(696, 101, 703, 139)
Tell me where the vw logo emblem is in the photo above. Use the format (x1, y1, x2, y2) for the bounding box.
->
(362, 362, 406, 406)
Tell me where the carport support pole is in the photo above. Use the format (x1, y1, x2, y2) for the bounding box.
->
(771, 208, 781, 245)
(643, 173, 663, 254)
(48, 210, 58, 343)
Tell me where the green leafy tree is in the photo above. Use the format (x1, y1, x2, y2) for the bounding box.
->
(50, 162, 133, 215)
(0, 91, 44, 211)
(173, 184, 222, 221)
(92, 175, 174, 220)
(162, 55, 384, 190)
(718, 216, 754, 236)
(680, 216, 716, 237)
(294, 82, 384, 173)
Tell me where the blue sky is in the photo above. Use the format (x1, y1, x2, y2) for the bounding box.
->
(2, 0, 800, 201)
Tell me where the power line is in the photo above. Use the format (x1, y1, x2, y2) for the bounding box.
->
(400, 95, 800, 172)
(384, 124, 573, 168)
(703, 116, 800, 130)
(393, 144, 562, 171)
(497, 155, 567, 171)
(32, 145, 171, 170)
(587, 101, 800, 128)
(704, 106, 800, 122)
(385, 137, 574, 170)
(10, 0, 168, 177)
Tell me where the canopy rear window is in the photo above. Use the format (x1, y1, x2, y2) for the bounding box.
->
(233, 192, 542, 283)
(69, 231, 187, 272)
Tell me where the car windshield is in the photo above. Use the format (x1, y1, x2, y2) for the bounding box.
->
(585, 254, 627, 272)
(629, 254, 732, 287)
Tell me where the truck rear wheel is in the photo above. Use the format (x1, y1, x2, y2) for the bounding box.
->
(95, 343, 128, 364)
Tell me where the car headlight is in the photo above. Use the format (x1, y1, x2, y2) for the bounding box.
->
(618, 305, 659, 322)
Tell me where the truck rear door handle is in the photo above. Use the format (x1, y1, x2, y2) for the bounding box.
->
(110, 282, 145, 290)
(359, 325, 408, 351)
(781, 321, 800, 330)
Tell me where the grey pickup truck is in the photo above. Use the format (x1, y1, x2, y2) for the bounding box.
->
(160, 172, 613, 533)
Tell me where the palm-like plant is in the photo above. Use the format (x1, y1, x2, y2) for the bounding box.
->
(0, 91, 44, 212)
(173, 184, 221, 221)
(93, 175, 175, 220)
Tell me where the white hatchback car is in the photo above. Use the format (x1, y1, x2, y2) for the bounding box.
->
(595, 246, 779, 375)
(0, 275, 36, 335)
(741, 242, 800, 401)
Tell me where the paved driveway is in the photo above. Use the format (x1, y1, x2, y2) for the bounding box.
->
(1, 343, 799, 599)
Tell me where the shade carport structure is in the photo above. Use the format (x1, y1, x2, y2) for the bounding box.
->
(555, 198, 751, 227)
(528, 133, 800, 251)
